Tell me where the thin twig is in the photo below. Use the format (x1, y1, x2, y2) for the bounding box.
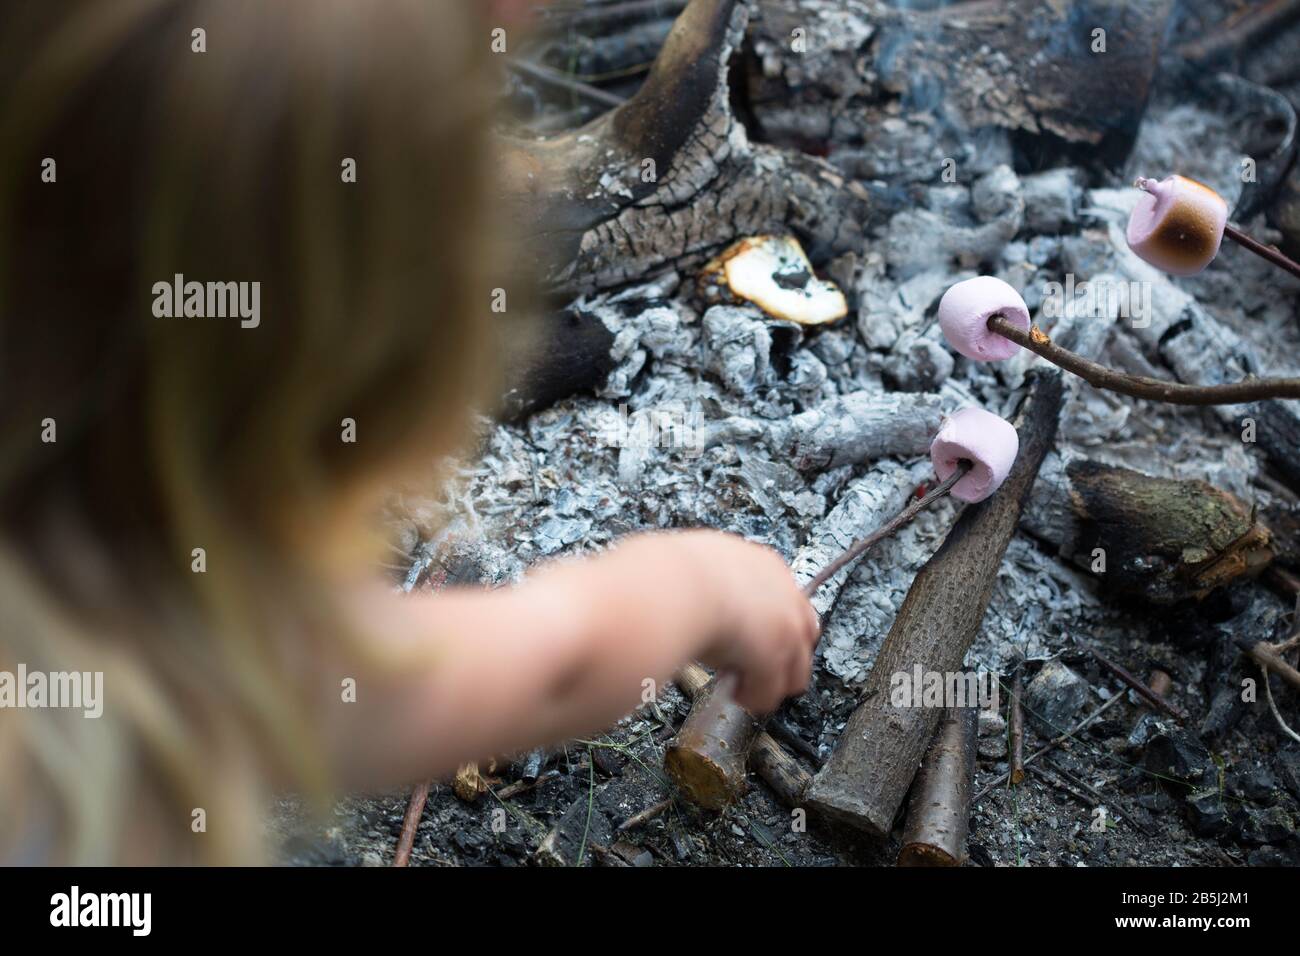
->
(1260, 663, 1300, 744)
(1224, 223, 1300, 281)
(988, 315, 1300, 405)
(1177, 0, 1300, 65)
(1029, 762, 1096, 806)
(1009, 669, 1025, 785)
(495, 769, 558, 801)
(973, 693, 1127, 803)
(536, 0, 687, 32)
(1080, 642, 1188, 722)
(507, 59, 626, 108)
(616, 797, 673, 832)
(1043, 757, 1153, 837)
(802, 464, 968, 598)
(392, 780, 431, 867)
(1241, 639, 1300, 694)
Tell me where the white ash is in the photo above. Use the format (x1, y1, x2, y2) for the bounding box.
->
(766, 390, 944, 470)
(817, 486, 959, 683)
(856, 261, 964, 351)
(883, 173, 1024, 279)
(790, 459, 931, 615)
(1020, 168, 1086, 235)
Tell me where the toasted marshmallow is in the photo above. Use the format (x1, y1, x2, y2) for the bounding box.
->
(1126, 175, 1227, 276)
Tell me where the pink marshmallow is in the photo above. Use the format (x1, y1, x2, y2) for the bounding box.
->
(1126, 175, 1227, 276)
(929, 407, 1019, 504)
(937, 276, 1030, 362)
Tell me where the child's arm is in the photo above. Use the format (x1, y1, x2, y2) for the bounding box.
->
(338, 530, 818, 786)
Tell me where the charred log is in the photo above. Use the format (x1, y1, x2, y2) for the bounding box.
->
(501, 0, 889, 296)
(749, 0, 1172, 167)
(1025, 459, 1275, 605)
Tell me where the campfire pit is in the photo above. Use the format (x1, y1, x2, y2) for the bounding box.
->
(273, 0, 1300, 869)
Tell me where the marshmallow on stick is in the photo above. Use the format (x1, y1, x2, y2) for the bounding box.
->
(929, 407, 1020, 504)
(936, 274, 1300, 405)
(668, 408, 1020, 810)
(1126, 175, 1227, 276)
(937, 276, 1030, 362)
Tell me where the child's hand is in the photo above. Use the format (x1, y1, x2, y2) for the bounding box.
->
(341, 529, 820, 787)
(632, 531, 820, 713)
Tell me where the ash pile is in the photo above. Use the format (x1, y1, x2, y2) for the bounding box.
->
(283, 0, 1300, 867)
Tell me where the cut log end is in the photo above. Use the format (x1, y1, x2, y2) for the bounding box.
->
(897, 842, 961, 867)
(664, 673, 759, 810)
(663, 745, 746, 810)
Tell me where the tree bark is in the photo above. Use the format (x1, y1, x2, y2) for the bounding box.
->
(897, 705, 977, 867)
(670, 661, 811, 808)
(1023, 457, 1275, 605)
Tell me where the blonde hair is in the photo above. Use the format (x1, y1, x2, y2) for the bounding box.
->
(0, 0, 504, 863)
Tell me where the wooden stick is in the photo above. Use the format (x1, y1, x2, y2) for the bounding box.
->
(1042, 757, 1153, 837)
(988, 315, 1300, 405)
(1177, 0, 1300, 63)
(506, 59, 627, 109)
(1009, 670, 1026, 786)
(616, 797, 673, 833)
(1080, 643, 1188, 722)
(1258, 662, 1300, 744)
(536, 0, 688, 32)
(1240, 638, 1300, 694)
(974, 692, 1127, 803)
(1224, 223, 1300, 281)
(898, 706, 977, 866)
(670, 662, 811, 807)
(805, 370, 1064, 836)
(803, 465, 966, 597)
(663, 671, 760, 809)
(747, 731, 812, 808)
(495, 769, 558, 801)
(392, 780, 431, 868)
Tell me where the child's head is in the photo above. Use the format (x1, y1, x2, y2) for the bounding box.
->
(0, 0, 505, 862)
